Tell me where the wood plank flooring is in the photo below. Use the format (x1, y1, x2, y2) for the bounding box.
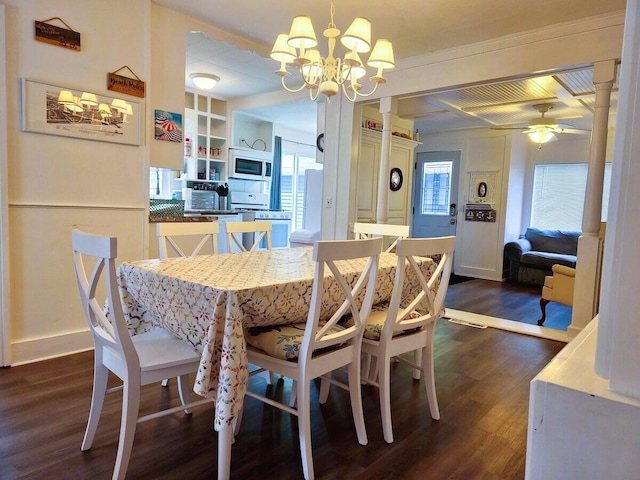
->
(445, 277, 572, 331)
(0, 318, 564, 479)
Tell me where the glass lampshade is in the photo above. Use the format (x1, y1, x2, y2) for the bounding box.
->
(528, 128, 556, 144)
(341, 17, 371, 53)
(190, 73, 220, 90)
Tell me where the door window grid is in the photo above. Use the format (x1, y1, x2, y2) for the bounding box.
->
(421, 161, 452, 215)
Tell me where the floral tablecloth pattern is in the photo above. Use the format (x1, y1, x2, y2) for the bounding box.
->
(116, 247, 433, 431)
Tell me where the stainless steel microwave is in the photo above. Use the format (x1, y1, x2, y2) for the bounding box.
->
(228, 148, 272, 181)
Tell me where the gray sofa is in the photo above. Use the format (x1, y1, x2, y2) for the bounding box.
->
(503, 228, 580, 286)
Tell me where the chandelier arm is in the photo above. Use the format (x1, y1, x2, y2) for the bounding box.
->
(281, 75, 308, 93)
(341, 80, 381, 100)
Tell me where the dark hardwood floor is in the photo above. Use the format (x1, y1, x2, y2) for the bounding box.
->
(445, 277, 572, 331)
(0, 319, 564, 479)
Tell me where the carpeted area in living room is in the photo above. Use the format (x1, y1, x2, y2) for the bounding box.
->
(445, 276, 572, 332)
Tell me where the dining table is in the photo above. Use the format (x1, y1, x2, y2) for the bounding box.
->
(116, 245, 434, 477)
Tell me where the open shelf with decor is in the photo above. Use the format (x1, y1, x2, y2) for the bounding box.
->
(184, 90, 228, 181)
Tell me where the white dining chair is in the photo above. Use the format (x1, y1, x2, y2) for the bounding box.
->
(330, 236, 455, 443)
(156, 221, 219, 258)
(226, 220, 272, 252)
(72, 229, 212, 480)
(238, 237, 382, 480)
(155, 221, 220, 387)
(353, 222, 410, 252)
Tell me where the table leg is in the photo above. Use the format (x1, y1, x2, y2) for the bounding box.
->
(218, 425, 233, 480)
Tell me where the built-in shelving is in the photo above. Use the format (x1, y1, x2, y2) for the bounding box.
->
(184, 90, 227, 181)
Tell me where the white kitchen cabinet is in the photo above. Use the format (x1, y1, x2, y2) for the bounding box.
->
(356, 128, 419, 225)
(184, 90, 227, 180)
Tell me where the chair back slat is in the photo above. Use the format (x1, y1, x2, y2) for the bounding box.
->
(72, 230, 138, 365)
(353, 222, 410, 252)
(226, 221, 272, 252)
(156, 222, 219, 258)
(382, 236, 456, 338)
(300, 237, 382, 362)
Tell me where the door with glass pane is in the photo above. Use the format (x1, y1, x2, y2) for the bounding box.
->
(411, 151, 460, 238)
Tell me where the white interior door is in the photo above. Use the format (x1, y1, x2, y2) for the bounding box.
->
(411, 151, 460, 238)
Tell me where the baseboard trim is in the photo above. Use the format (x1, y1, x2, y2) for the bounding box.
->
(444, 308, 570, 343)
(11, 329, 94, 366)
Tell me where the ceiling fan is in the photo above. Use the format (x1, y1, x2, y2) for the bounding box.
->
(493, 103, 591, 144)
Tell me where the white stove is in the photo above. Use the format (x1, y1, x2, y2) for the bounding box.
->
(254, 210, 293, 220)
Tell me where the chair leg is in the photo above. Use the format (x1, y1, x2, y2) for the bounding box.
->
(218, 426, 233, 480)
(378, 353, 394, 444)
(538, 298, 550, 326)
(412, 349, 423, 380)
(423, 332, 440, 421)
(347, 358, 368, 446)
(112, 376, 141, 480)
(297, 379, 314, 480)
(361, 352, 372, 382)
(318, 373, 331, 404)
(81, 361, 109, 451)
(176, 374, 194, 414)
(289, 380, 298, 408)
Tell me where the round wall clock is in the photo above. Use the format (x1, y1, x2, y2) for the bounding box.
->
(316, 133, 325, 152)
(390, 167, 403, 191)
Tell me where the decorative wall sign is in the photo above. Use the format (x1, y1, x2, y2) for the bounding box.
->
(465, 206, 497, 222)
(468, 171, 497, 203)
(21, 79, 141, 146)
(34, 18, 80, 51)
(154, 110, 183, 143)
(107, 66, 145, 98)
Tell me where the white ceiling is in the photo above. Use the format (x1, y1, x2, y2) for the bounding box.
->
(156, 0, 625, 136)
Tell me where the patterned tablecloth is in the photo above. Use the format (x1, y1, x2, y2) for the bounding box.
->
(116, 246, 433, 431)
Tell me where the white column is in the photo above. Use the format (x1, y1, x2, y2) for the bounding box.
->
(568, 60, 616, 336)
(376, 97, 397, 224)
(596, 0, 640, 399)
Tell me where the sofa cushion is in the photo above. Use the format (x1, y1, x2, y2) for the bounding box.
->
(525, 228, 579, 255)
(520, 251, 577, 269)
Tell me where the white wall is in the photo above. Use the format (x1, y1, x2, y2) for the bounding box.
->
(4, 0, 150, 364)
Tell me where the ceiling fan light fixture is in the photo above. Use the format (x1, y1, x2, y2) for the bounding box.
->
(527, 128, 556, 144)
(190, 73, 220, 90)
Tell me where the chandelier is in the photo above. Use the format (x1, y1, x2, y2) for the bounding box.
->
(270, 0, 395, 102)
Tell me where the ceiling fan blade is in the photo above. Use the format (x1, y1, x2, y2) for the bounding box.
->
(490, 126, 527, 131)
(559, 127, 591, 135)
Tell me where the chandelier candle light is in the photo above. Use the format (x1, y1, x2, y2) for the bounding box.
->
(271, 0, 395, 102)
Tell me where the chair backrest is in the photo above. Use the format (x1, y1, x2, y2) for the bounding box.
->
(156, 222, 220, 258)
(299, 237, 382, 365)
(353, 222, 410, 253)
(381, 236, 456, 341)
(226, 221, 272, 252)
(72, 230, 137, 367)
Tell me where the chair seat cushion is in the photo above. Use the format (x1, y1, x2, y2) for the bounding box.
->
(341, 302, 423, 341)
(246, 323, 345, 361)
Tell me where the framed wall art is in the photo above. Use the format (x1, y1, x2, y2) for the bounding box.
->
(468, 171, 497, 203)
(21, 78, 141, 146)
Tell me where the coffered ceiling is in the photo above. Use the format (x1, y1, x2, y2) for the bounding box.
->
(156, 0, 624, 135)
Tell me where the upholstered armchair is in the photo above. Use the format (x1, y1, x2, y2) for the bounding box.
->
(538, 264, 575, 326)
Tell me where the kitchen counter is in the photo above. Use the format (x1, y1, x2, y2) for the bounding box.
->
(149, 215, 216, 223)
